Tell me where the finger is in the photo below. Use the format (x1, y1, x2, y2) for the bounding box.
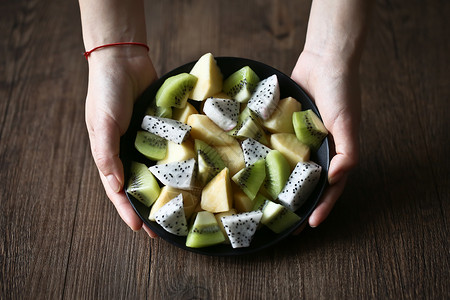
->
(327, 122, 359, 185)
(328, 152, 357, 185)
(87, 113, 125, 193)
(308, 174, 348, 227)
(142, 224, 159, 238)
(99, 171, 144, 231)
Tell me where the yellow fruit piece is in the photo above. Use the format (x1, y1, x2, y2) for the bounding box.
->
(215, 209, 237, 244)
(172, 103, 199, 124)
(201, 168, 233, 213)
(270, 133, 310, 170)
(187, 114, 245, 175)
(263, 97, 301, 134)
(157, 139, 195, 165)
(189, 53, 223, 101)
(149, 186, 200, 221)
(233, 188, 253, 212)
(187, 114, 236, 146)
(214, 142, 245, 176)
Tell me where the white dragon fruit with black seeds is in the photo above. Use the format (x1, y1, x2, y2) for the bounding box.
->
(220, 211, 263, 248)
(154, 194, 188, 236)
(149, 158, 196, 190)
(277, 161, 322, 211)
(247, 74, 280, 120)
(202, 97, 240, 131)
(241, 138, 271, 167)
(141, 115, 191, 144)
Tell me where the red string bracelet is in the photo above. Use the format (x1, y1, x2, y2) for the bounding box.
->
(83, 42, 150, 60)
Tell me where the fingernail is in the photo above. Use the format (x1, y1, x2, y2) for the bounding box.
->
(308, 217, 318, 228)
(106, 174, 121, 193)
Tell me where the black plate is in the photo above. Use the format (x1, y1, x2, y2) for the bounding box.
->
(120, 57, 330, 256)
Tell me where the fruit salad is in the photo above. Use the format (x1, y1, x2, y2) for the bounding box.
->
(126, 53, 328, 249)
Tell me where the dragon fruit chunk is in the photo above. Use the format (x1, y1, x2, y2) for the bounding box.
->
(277, 161, 322, 211)
(241, 138, 271, 167)
(220, 211, 263, 248)
(149, 158, 197, 190)
(141, 115, 191, 144)
(202, 97, 240, 131)
(154, 194, 188, 236)
(247, 74, 280, 120)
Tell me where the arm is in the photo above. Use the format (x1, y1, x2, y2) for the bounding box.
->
(292, 0, 373, 227)
(79, 0, 157, 236)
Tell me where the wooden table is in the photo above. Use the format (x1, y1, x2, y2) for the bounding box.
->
(1, 1, 448, 299)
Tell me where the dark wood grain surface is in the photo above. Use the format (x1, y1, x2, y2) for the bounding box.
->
(1, 0, 448, 299)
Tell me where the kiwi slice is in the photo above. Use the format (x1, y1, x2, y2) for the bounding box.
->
(227, 106, 256, 136)
(264, 150, 291, 200)
(126, 161, 161, 207)
(185, 211, 226, 248)
(260, 200, 284, 224)
(134, 131, 167, 161)
(223, 66, 260, 103)
(195, 139, 226, 186)
(155, 73, 198, 108)
(252, 194, 270, 211)
(292, 109, 328, 150)
(260, 200, 301, 234)
(232, 159, 266, 200)
(234, 116, 269, 145)
(146, 99, 172, 118)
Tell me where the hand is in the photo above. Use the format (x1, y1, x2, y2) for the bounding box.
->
(85, 47, 158, 237)
(291, 50, 361, 228)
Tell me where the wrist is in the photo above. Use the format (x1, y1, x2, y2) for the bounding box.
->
(85, 44, 151, 69)
(302, 0, 372, 69)
(79, 0, 147, 53)
(84, 42, 150, 62)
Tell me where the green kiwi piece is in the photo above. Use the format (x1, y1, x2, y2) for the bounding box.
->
(227, 106, 256, 136)
(185, 211, 226, 248)
(146, 98, 172, 118)
(126, 161, 161, 207)
(195, 139, 226, 186)
(292, 109, 328, 150)
(155, 73, 198, 108)
(264, 150, 291, 199)
(252, 194, 270, 211)
(223, 66, 260, 103)
(260, 200, 301, 234)
(260, 200, 284, 224)
(134, 131, 167, 161)
(232, 115, 269, 145)
(232, 159, 266, 200)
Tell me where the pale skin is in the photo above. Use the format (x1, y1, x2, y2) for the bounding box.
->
(79, 0, 372, 237)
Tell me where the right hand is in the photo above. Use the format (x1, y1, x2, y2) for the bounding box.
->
(84, 46, 158, 237)
(291, 50, 361, 228)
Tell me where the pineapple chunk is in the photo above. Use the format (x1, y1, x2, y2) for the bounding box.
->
(172, 103, 199, 124)
(270, 133, 310, 170)
(189, 53, 223, 101)
(149, 186, 200, 221)
(157, 139, 195, 165)
(263, 97, 301, 134)
(187, 114, 237, 146)
(201, 168, 233, 213)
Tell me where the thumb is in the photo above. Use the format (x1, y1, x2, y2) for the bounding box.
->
(86, 112, 125, 193)
(327, 119, 360, 185)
